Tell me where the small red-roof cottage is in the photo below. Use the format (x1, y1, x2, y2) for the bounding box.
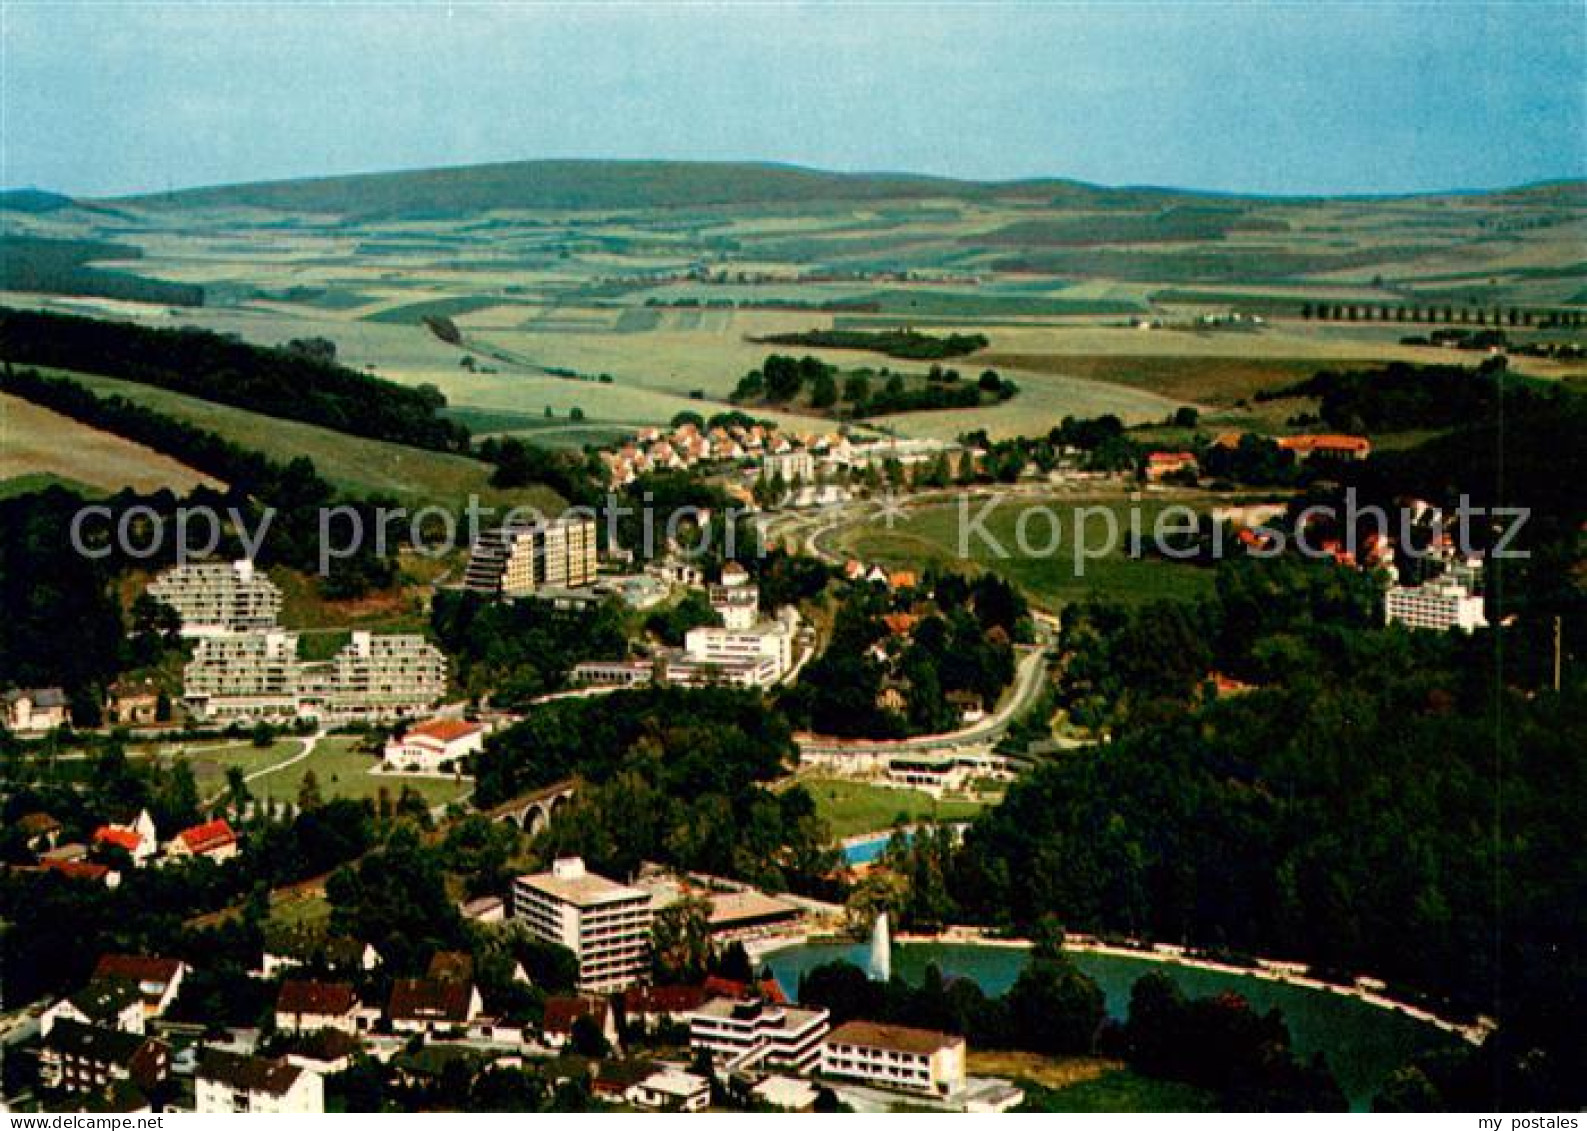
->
(91, 810, 157, 868)
(1145, 451, 1199, 482)
(92, 955, 188, 1019)
(383, 717, 486, 772)
(702, 974, 787, 1005)
(166, 818, 238, 863)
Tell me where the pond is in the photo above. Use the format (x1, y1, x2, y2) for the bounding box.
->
(763, 941, 1460, 1110)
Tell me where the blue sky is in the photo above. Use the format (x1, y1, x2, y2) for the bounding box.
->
(3, 2, 1582, 197)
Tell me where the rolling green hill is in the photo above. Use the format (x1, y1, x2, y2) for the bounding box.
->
(112, 158, 1180, 217)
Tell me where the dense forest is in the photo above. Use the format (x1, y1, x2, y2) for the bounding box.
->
(872, 555, 1583, 1108)
(731, 353, 1016, 418)
(472, 687, 839, 896)
(780, 571, 1029, 738)
(0, 306, 469, 451)
(429, 589, 629, 709)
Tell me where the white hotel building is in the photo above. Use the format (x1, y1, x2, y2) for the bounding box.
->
(147, 559, 283, 637)
(512, 858, 654, 993)
(687, 997, 830, 1074)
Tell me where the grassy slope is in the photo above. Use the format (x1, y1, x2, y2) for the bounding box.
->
(48, 369, 561, 512)
(834, 495, 1222, 610)
(1, 390, 222, 494)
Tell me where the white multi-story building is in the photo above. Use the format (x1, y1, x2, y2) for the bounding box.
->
(821, 1021, 966, 1097)
(195, 1049, 323, 1114)
(146, 560, 282, 637)
(183, 630, 301, 721)
(512, 857, 654, 993)
(709, 562, 760, 630)
(761, 450, 815, 485)
(463, 515, 599, 598)
(1385, 574, 1488, 633)
(687, 997, 830, 1074)
(683, 614, 794, 686)
(183, 630, 445, 723)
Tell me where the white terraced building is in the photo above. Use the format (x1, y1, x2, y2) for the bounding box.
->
(146, 560, 282, 636)
(512, 858, 654, 993)
(183, 630, 445, 723)
(463, 515, 598, 598)
(687, 997, 831, 1074)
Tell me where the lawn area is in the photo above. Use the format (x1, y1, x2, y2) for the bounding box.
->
(1018, 1068, 1218, 1113)
(834, 494, 1221, 611)
(247, 736, 471, 809)
(798, 776, 985, 841)
(139, 739, 306, 798)
(967, 1051, 1121, 1091)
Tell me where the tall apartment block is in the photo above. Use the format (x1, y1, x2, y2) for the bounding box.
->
(146, 560, 283, 636)
(512, 857, 654, 993)
(463, 515, 598, 598)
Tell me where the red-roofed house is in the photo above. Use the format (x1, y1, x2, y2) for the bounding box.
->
(383, 718, 486, 772)
(92, 811, 157, 867)
(1145, 451, 1199, 482)
(702, 974, 787, 1005)
(1276, 434, 1372, 462)
(166, 818, 238, 863)
(92, 955, 189, 1019)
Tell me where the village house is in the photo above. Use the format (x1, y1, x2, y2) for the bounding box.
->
(1144, 450, 1199, 482)
(39, 1020, 169, 1100)
(621, 984, 710, 1033)
(91, 954, 188, 1020)
(2, 687, 69, 733)
(382, 717, 486, 772)
(541, 995, 619, 1051)
(91, 810, 158, 868)
(624, 1067, 712, 1112)
(387, 977, 484, 1036)
(275, 979, 366, 1035)
(17, 811, 62, 853)
(39, 858, 118, 888)
(165, 817, 239, 863)
(195, 1048, 324, 1114)
(40, 980, 146, 1037)
(104, 679, 161, 727)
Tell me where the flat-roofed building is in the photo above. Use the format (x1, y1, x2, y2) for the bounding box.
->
(1385, 577, 1488, 633)
(687, 997, 830, 1074)
(146, 560, 282, 637)
(512, 857, 654, 993)
(464, 515, 598, 598)
(821, 1021, 966, 1097)
(184, 630, 444, 723)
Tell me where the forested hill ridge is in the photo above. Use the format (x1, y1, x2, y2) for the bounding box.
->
(107, 157, 1587, 218)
